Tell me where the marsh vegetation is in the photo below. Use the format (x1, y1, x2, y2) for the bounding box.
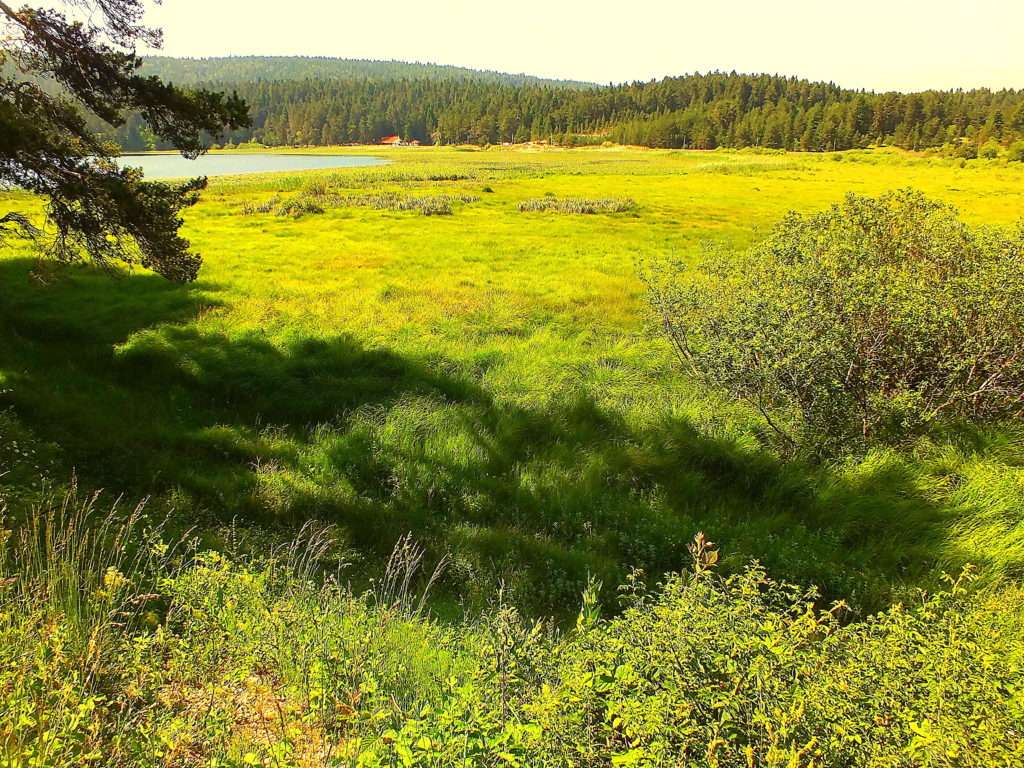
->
(3, 145, 1024, 765)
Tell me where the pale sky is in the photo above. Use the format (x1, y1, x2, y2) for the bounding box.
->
(140, 0, 1023, 92)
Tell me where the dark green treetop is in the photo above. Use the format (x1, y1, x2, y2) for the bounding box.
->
(0, 0, 249, 281)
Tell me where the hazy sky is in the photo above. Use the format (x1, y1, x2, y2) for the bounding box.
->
(142, 0, 1023, 92)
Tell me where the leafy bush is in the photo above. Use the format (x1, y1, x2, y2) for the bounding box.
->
(645, 190, 1024, 456)
(518, 197, 636, 214)
(979, 140, 1001, 159)
(955, 141, 978, 160)
(531, 564, 1023, 768)
(275, 196, 325, 218)
(426, 172, 473, 181)
(1009, 141, 1024, 163)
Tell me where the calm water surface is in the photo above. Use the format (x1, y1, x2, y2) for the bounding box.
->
(118, 153, 387, 179)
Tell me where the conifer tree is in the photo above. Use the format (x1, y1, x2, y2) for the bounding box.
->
(0, 0, 249, 281)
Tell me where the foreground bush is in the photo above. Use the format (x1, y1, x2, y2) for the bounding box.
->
(2, 498, 1022, 767)
(646, 189, 1024, 456)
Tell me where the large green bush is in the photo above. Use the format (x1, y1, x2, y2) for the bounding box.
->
(646, 190, 1024, 456)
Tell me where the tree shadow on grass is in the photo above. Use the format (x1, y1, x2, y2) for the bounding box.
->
(0, 257, 978, 617)
(0, 258, 223, 474)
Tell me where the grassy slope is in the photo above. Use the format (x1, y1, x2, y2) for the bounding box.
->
(2, 146, 1023, 616)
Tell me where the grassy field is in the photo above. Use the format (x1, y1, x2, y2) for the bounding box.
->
(2, 145, 1024, 617)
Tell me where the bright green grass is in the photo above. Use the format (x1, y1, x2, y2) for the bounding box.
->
(2, 145, 1023, 615)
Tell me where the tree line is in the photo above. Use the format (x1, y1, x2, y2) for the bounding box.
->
(96, 66, 1024, 152)
(137, 55, 593, 88)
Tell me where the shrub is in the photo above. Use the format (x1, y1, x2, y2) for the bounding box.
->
(533, 563, 1024, 767)
(955, 141, 978, 159)
(426, 172, 473, 181)
(645, 189, 1024, 456)
(275, 196, 325, 218)
(1008, 141, 1024, 163)
(980, 140, 1001, 159)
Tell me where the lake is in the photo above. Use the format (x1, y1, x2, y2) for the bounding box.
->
(117, 153, 387, 179)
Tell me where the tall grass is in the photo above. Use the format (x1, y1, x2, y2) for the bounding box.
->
(1, 504, 1021, 766)
(518, 196, 636, 213)
(241, 188, 481, 218)
(3, 484, 167, 659)
(372, 532, 449, 615)
(338, 192, 481, 215)
(0, 487, 176, 764)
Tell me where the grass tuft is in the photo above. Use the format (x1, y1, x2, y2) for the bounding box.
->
(518, 196, 636, 213)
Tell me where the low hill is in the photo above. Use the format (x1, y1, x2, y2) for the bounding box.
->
(138, 55, 595, 88)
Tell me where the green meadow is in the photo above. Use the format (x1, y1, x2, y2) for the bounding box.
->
(3, 145, 1024, 616)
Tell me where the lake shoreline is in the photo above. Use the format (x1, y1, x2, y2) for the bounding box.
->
(116, 152, 388, 179)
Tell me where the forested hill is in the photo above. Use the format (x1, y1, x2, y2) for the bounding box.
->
(106, 62, 1024, 152)
(138, 56, 595, 88)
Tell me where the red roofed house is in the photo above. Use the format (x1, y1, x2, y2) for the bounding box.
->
(379, 135, 402, 146)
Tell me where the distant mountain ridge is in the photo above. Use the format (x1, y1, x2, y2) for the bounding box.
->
(139, 56, 596, 89)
